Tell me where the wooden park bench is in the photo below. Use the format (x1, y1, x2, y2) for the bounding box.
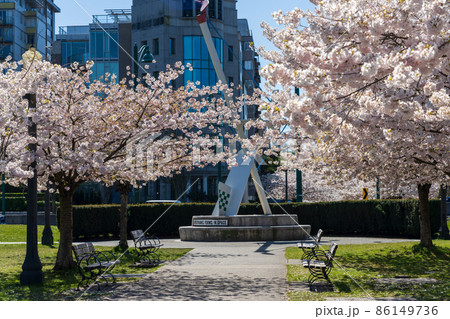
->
(72, 242, 120, 290)
(297, 229, 323, 260)
(302, 242, 338, 287)
(130, 229, 163, 266)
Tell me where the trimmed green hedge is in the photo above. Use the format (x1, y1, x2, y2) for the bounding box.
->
(268, 200, 440, 237)
(3, 197, 27, 211)
(68, 200, 441, 240)
(1, 192, 55, 211)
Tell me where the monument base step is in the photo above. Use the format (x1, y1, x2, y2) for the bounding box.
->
(179, 215, 311, 241)
(179, 225, 311, 241)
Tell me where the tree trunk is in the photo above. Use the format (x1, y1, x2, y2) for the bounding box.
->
(417, 183, 433, 248)
(117, 182, 132, 249)
(439, 184, 450, 239)
(54, 187, 76, 270)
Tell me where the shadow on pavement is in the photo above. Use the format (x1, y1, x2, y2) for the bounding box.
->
(102, 270, 287, 301)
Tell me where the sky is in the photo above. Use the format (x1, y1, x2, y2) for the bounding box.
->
(54, 0, 315, 69)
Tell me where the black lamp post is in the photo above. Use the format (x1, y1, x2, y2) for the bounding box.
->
(41, 183, 53, 246)
(20, 48, 44, 285)
(296, 169, 303, 202)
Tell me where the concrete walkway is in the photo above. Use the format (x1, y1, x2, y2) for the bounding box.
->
(101, 240, 291, 301)
(90, 237, 417, 301)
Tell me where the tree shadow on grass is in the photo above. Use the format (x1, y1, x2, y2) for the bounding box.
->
(0, 268, 79, 301)
(337, 245, 450, 279)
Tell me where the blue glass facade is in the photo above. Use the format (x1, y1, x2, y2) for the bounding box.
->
(90, 30, 119, 80)
(184, 36, 223, 86)
(90, 62, 119, 80)
(61, 41, 89, 66)
(90, 30, 119, 59)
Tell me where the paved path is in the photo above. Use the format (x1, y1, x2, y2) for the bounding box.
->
(101, 240, 291, 301)
(91, 237, 417, 301)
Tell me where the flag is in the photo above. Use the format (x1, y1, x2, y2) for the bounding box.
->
(195, 0, 209, 12)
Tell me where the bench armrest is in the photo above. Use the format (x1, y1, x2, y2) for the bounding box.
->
(96, 250, 117, 262)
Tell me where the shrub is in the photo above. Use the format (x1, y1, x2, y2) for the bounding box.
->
(4, 197, 27, 211)
(68, 200, 441, 239)
(266, 199, 440, 237)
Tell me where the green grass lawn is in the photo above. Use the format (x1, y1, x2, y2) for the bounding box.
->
(0, 225, 191, 300)
(0, 244, 191, 300)
(286, 240, 450, 301)
(0, 225, 61, 242)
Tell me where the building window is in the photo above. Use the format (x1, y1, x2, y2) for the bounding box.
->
(243, 42, 252, 51)
(91, 62, 119, 80)
(0, 10, 14, 25)
(169, 38, 176, 55)
(0, 44, 12, 60)
(27, 34, 35, 45)
(152, 38, 159, 55)
(184, 35, 223, 86)
(182, 0, 222, 20)
(194, 0, 202, 16)
(62, 41, 89, 66)
(228, 77, 233, 86)
(244, 61, 253, 70)
(90, 30, 119, 60)
(182, 0, 193, 17)
(209, 0, 216, 19)
(0, 27, 13, 42)
(141, 40, 147, 46)
(218, 0, 223, 20)
(244, 80, 254, 94)
(227, 46, 233, 62)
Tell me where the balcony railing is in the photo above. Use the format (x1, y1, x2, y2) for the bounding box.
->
(59, 26, 90, 35)
(0, 17, 14, 25)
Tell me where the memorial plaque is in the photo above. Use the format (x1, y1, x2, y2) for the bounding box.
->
(193, 219, 228, 226)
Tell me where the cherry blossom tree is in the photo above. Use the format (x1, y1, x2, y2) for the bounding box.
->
(0, 59, 33, 182)
(96, 63, 244, 249)
(261, 169, 440, 203)
(254, 0, 449, 247)
(6, 58, 243, 269)
(261, 170, 377, 202)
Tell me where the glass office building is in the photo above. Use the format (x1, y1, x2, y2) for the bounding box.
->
(56, 26, 89, 67)
(53, 10, 132, 81)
